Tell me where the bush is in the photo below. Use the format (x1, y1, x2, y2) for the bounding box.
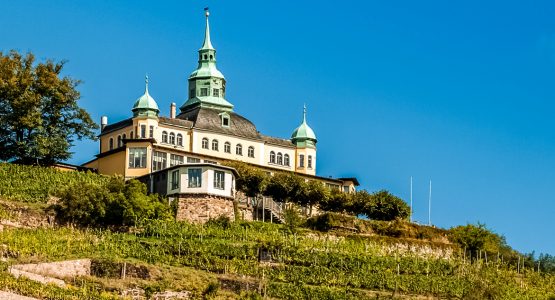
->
(56, 176, 171, 227)
(362, 190, 410, 221)
(206, 215, 232, 229)
(283, 206, 303, 231)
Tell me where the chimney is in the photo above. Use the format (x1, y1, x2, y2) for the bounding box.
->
(170, 102, 176, 119)
(101, 116, 108, 131)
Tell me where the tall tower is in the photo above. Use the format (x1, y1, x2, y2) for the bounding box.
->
(180, 8, 233, 113)
(291, 105, 317, 175)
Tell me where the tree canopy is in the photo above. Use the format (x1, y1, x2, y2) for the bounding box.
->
(0, 50, 97, 165)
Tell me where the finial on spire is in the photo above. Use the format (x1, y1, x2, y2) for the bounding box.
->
(145, 74, 149, 93)
(201, 7, 214, 50)
(303, 104, 307, 123)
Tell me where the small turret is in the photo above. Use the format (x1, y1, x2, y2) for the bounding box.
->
(132, 75, 160, 118)
(291, 105, 317, 148)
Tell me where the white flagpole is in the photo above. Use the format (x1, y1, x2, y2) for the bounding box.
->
(428, 180, 432, 226)
(410, 176, 413, 222)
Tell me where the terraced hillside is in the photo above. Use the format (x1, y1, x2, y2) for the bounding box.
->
(0, 163, 554, 299)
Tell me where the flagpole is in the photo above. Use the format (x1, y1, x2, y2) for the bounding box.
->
(428, 180, 432, 226)
(410, 176, 413, 222)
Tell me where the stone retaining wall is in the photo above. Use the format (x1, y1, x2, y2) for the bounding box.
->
(9, 259, 92, 287)
(176, 194, 253, 223)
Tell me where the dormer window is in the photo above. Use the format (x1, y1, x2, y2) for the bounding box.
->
(219, 112, 230, 128)
(189, 88, 196, 98)
(213, 88, 219, 97)
(200, 88, 208, 96)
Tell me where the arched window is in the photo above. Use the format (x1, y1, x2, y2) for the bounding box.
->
(248, 146, 255, 158)
(177, 134, 183, 146)
(270, 151, 276, 164)
(162, 131, 168, 143)
(169, 132, 176, 145)
(130, 131, 134, 139)
(308, 155, 313, 169)
(117, 135, 122, 147)
(277, 152, 283, 165)
(211, 139, 219, 151)
(284, 154, 290, 166)
(109, 138, 114, 150)
(224, 142, 231, 153)
(202, 138, 209, 149)
(122, 133, 126, 140)
(236, 144, 243, 155)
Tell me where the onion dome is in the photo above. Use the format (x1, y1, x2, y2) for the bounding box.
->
(132, 75, 160, 118)
(291, 105, 317, 147)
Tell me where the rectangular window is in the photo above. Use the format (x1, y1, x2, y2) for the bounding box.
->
(343, 186, 350, 193)
(153, 151, 167, 171)
(149, 126, 154, 138)
(128, 148, 147, 168)
(214, 170, 225, 190)
(200, 88, 208, 96)
(187, 157, 201, 163)
(213, 88, 219, 97)
(189, 88, 196, 98)
(326, 183, 340, 190)
(299, 154, 305, 168)
(171, 170, 180, 190)
(170, 154, 184, 167)
(204, 159, 217, 164)
(188, 168, 202, 188)
(140, 125, 146, 138)
(308, 155, 313, 169)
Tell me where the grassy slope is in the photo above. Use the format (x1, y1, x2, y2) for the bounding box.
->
(1, 164, 555, 299)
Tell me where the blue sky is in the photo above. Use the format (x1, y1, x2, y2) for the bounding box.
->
(1, 1, 554, 255)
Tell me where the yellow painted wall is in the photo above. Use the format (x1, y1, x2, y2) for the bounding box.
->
(97, 151, 126, 176)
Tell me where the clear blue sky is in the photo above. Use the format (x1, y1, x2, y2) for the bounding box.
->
(2, 1, 554, 255)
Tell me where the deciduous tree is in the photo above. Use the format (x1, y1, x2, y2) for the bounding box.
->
(0, 50, 97, 165)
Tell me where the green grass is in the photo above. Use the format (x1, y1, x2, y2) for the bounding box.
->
(0, 162, 108, 203)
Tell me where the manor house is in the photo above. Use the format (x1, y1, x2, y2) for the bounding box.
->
(83, 10, 358, 208)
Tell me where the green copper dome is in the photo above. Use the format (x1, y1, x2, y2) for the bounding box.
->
(132, 76, 160, 118)
(291, 105, 317, 147)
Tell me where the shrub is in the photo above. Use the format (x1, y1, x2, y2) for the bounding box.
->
(56, 176, 171, 227)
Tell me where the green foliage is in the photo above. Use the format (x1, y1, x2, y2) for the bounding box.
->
(282, 206, 303, 231)
(224, 161, 268, 197)
(0, 162, 108, 203)
(203, 282, 220, 299)
(2, 222, 554, 299)
(319, 188, 350, 213)
(56, 176, 171, 226)
(206, 215, 232, 229)
(449, 223, 514, 261)
(0, 50, 98, 165)
(297, 180, 329, 216)
(362, 190, 410, 221)
(263, 172, 304, 203)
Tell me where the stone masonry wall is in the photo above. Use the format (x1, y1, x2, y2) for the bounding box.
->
(176, 194, 253, 223)
(177, 194, 234, 223)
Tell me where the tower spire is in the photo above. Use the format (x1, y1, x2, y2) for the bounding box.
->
(201, 7, 214, 50)
(145, 74, 149, 94)
(303, 104, 307, 123)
